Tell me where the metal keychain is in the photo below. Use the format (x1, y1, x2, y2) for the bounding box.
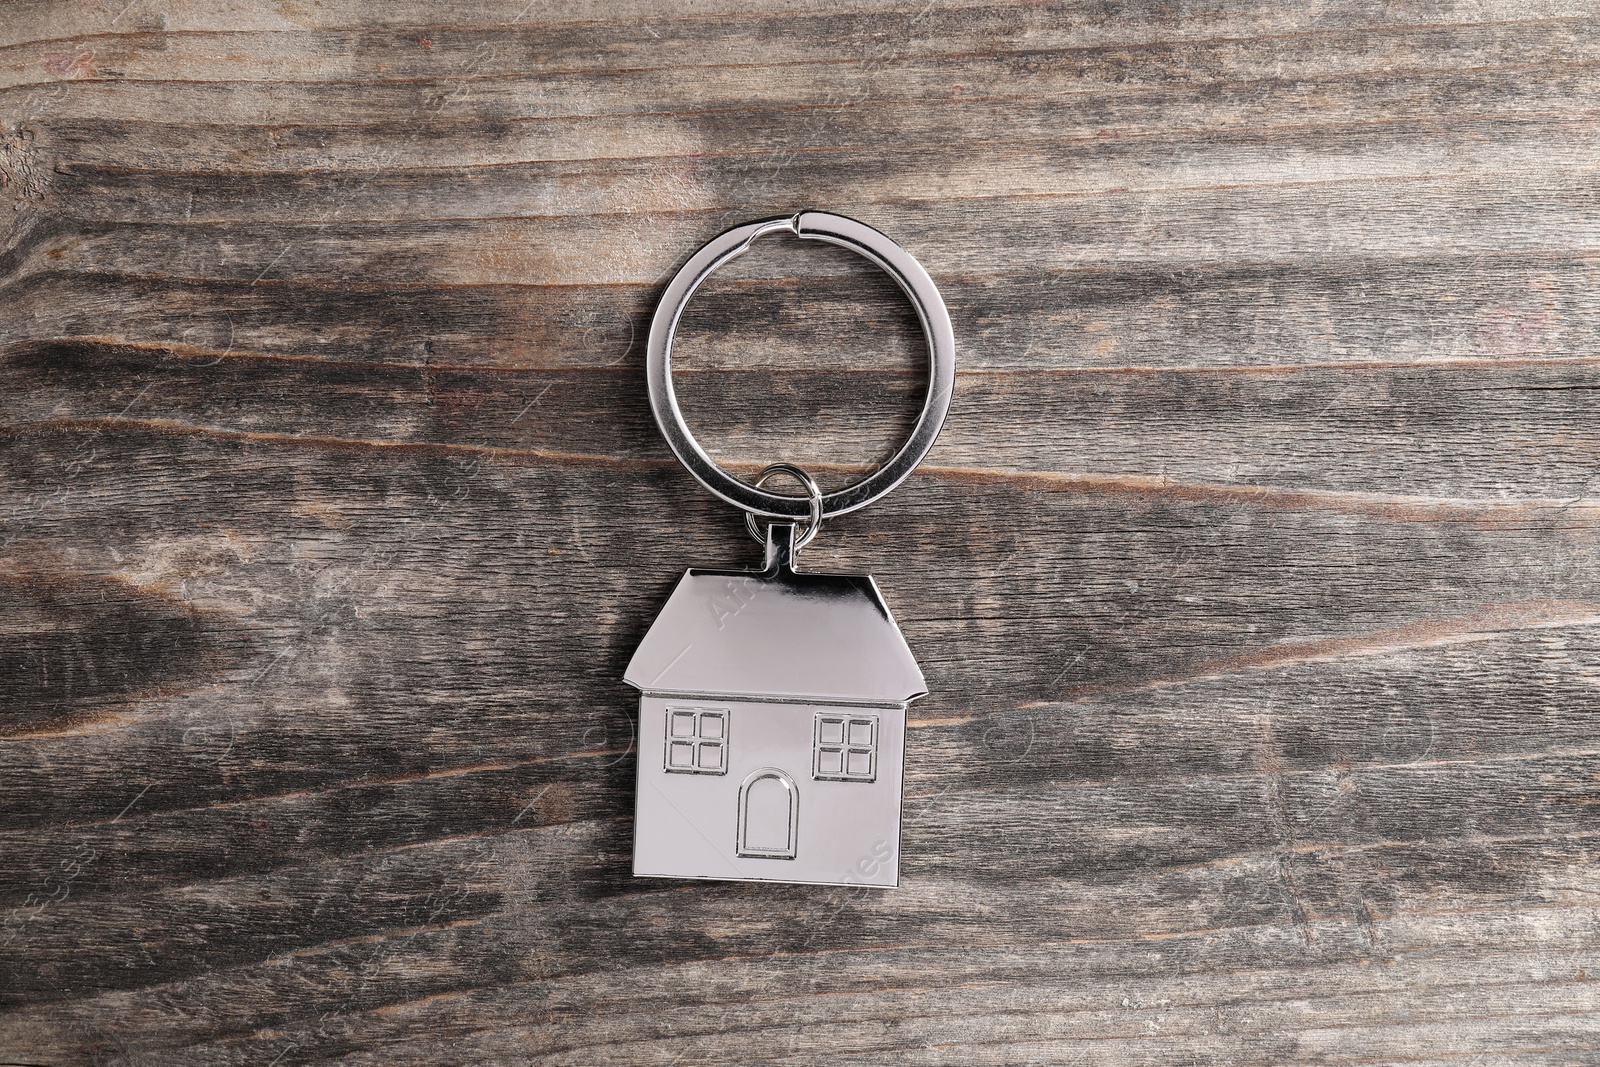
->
(624, 211, 954, 888)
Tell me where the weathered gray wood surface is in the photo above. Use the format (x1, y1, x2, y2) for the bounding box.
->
(3, 2, 1599, 1063)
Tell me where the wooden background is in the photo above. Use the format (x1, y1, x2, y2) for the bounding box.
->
(3, 1, 1599, 1063)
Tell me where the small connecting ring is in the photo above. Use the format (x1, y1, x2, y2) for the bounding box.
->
(742, 463, 823, 549)
(647, 211, 955, 522)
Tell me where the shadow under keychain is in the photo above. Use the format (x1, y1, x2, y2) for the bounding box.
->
(625, 211, 954, 888)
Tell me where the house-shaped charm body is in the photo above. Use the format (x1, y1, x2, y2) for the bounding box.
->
(624, 525, 925, 887)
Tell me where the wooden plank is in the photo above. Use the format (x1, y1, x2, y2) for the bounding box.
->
(3, 1, 1598, 1063)
(8, 340, 1600, 500)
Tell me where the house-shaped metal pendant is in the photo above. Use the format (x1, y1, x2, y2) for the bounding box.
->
(624, 524, 925, 888)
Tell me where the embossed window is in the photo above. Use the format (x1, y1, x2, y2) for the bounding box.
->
(664, 708, 727, 775)
(813, 711, 877, 782)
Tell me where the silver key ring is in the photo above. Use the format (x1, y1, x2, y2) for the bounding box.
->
(646, 211, 956, 521)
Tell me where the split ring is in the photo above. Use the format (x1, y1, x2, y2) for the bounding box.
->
(742, 463, 824, 549)
(646, 211, 955, 522)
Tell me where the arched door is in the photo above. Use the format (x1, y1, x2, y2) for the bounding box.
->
(737, 768, 798, 860)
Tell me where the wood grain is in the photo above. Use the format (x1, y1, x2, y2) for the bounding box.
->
(3, 2, 1598, 1064)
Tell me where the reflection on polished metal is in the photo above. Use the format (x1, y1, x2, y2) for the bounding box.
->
(646, 211, 955, 520)
(628, 212, 952, 889)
